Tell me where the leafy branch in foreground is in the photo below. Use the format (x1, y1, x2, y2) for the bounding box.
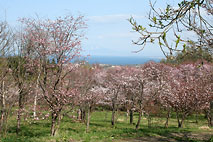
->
(129, 0, 213, 59)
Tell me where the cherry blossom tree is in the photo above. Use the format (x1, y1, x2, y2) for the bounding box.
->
(159, 62, 213, 128)
(0, 70, 18, 135)
(99, 66, 126, 126)
(72, 64, 103, 132)
(131, 62, 170, 129)
(0, 21, 14, 135)
(19, 15, 86, 136)
(198, 63, 213, 126)
(121, 66, 138, 124)
(7, 56, 35, 134)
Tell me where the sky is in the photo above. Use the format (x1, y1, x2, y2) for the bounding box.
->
(0, 0, 178, 58)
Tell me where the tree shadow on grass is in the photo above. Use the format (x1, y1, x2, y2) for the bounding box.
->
(60, 127, 81, 133)
(115, 126, 211, 142)
(90, 122, 109, 127)
(2, 123, 50, 142)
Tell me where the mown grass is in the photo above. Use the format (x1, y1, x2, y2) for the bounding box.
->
(0, 111, 212, 142)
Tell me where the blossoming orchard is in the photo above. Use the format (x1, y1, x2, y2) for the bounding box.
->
(0, 14, 212, 141)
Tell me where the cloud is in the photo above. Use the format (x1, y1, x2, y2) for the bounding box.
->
(89, 14, 144, 23)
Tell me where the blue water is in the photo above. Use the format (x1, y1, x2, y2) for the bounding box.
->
(76, 56, 162, 65)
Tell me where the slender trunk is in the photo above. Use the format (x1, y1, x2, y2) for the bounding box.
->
(16, 109, 21, 134)
(178, 120, 182, 128)
(136, 82, 144, 130)
(136, 110, 142, 130)
(111, 102, 116, 126)
(164, 109, 170, 128)
(2, 112, 8, 135)
(80, 109, 86, 122)
(51, 112, 58, 136)
(0, 81, 6, 134)
(210, 101, 213, 127)
(58, 113, 63, 128)
(0, 113, 3, 133)
(206, 111, 211, 127)
(33, 94, 37, 119)
(77, 109, 81, 120)
(34, 70, 41, 120)
(176, 112, 185, 128)
(126, 109, 129, 120)
(16, 90, 24, 134)
(176, 112, 181, 128)
(80, 109, 83, 120)
(130, 109, 134, 124)
(207, 115, 212, 127)
(86, 106, 91, 133)
(178, 119, 184, 128)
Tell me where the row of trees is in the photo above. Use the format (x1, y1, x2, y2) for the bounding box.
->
(2, 53, 213, 136)
(97, 62, 213, 129)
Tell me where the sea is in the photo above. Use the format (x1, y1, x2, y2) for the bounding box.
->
(75, 56, 162, 65)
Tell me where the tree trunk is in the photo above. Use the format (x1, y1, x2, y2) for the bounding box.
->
(130, 109, 134, 124)
(86, 106, 91, 133)
(207, 114, 212, 127)
(178, 119, 184, 128)
(58, 113, 63, 128)
(80, 109, 86, 122)
(111, 102, 116, 126)
(77, 109, 81, 120)
(126, 109, 129, 121)
(33, 94, 37, 119)
(16, 91, 24, 134)
(33, 72, 40, 120)
(164, 109, 170, 128)
(51, 112, 58, 136)
(16, 108, 21, 134)
(210, 101, 213, 127)
(0, 81, 6, 134)
(0, 81, 12, 135)
(176, 112, 184, 128)
(177, 112, 181, 128)
(136, 110, 142, 130)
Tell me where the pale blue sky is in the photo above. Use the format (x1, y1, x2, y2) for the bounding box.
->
(0, 0, 177, 58)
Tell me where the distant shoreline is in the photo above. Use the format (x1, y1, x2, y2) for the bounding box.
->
(73, 55, 163, 65)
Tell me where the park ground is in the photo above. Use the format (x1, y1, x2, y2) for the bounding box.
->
(0, 111, 213, 142)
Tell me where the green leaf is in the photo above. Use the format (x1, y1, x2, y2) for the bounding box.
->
(182, 44, 186, 53)
(153, 17, 157, 24)
(201, 30, 205, 34)
(175, 36, 180, 47)
(159, 20, 163, 26)
(188, 40, 193, 44)
(166, 5, 171, 14)
(139, 25, 146, 31)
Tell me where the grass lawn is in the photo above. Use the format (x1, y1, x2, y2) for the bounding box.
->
(0, 111, 213, 142)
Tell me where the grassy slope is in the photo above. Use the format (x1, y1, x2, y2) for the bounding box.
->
(0, 111, 213, 142)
